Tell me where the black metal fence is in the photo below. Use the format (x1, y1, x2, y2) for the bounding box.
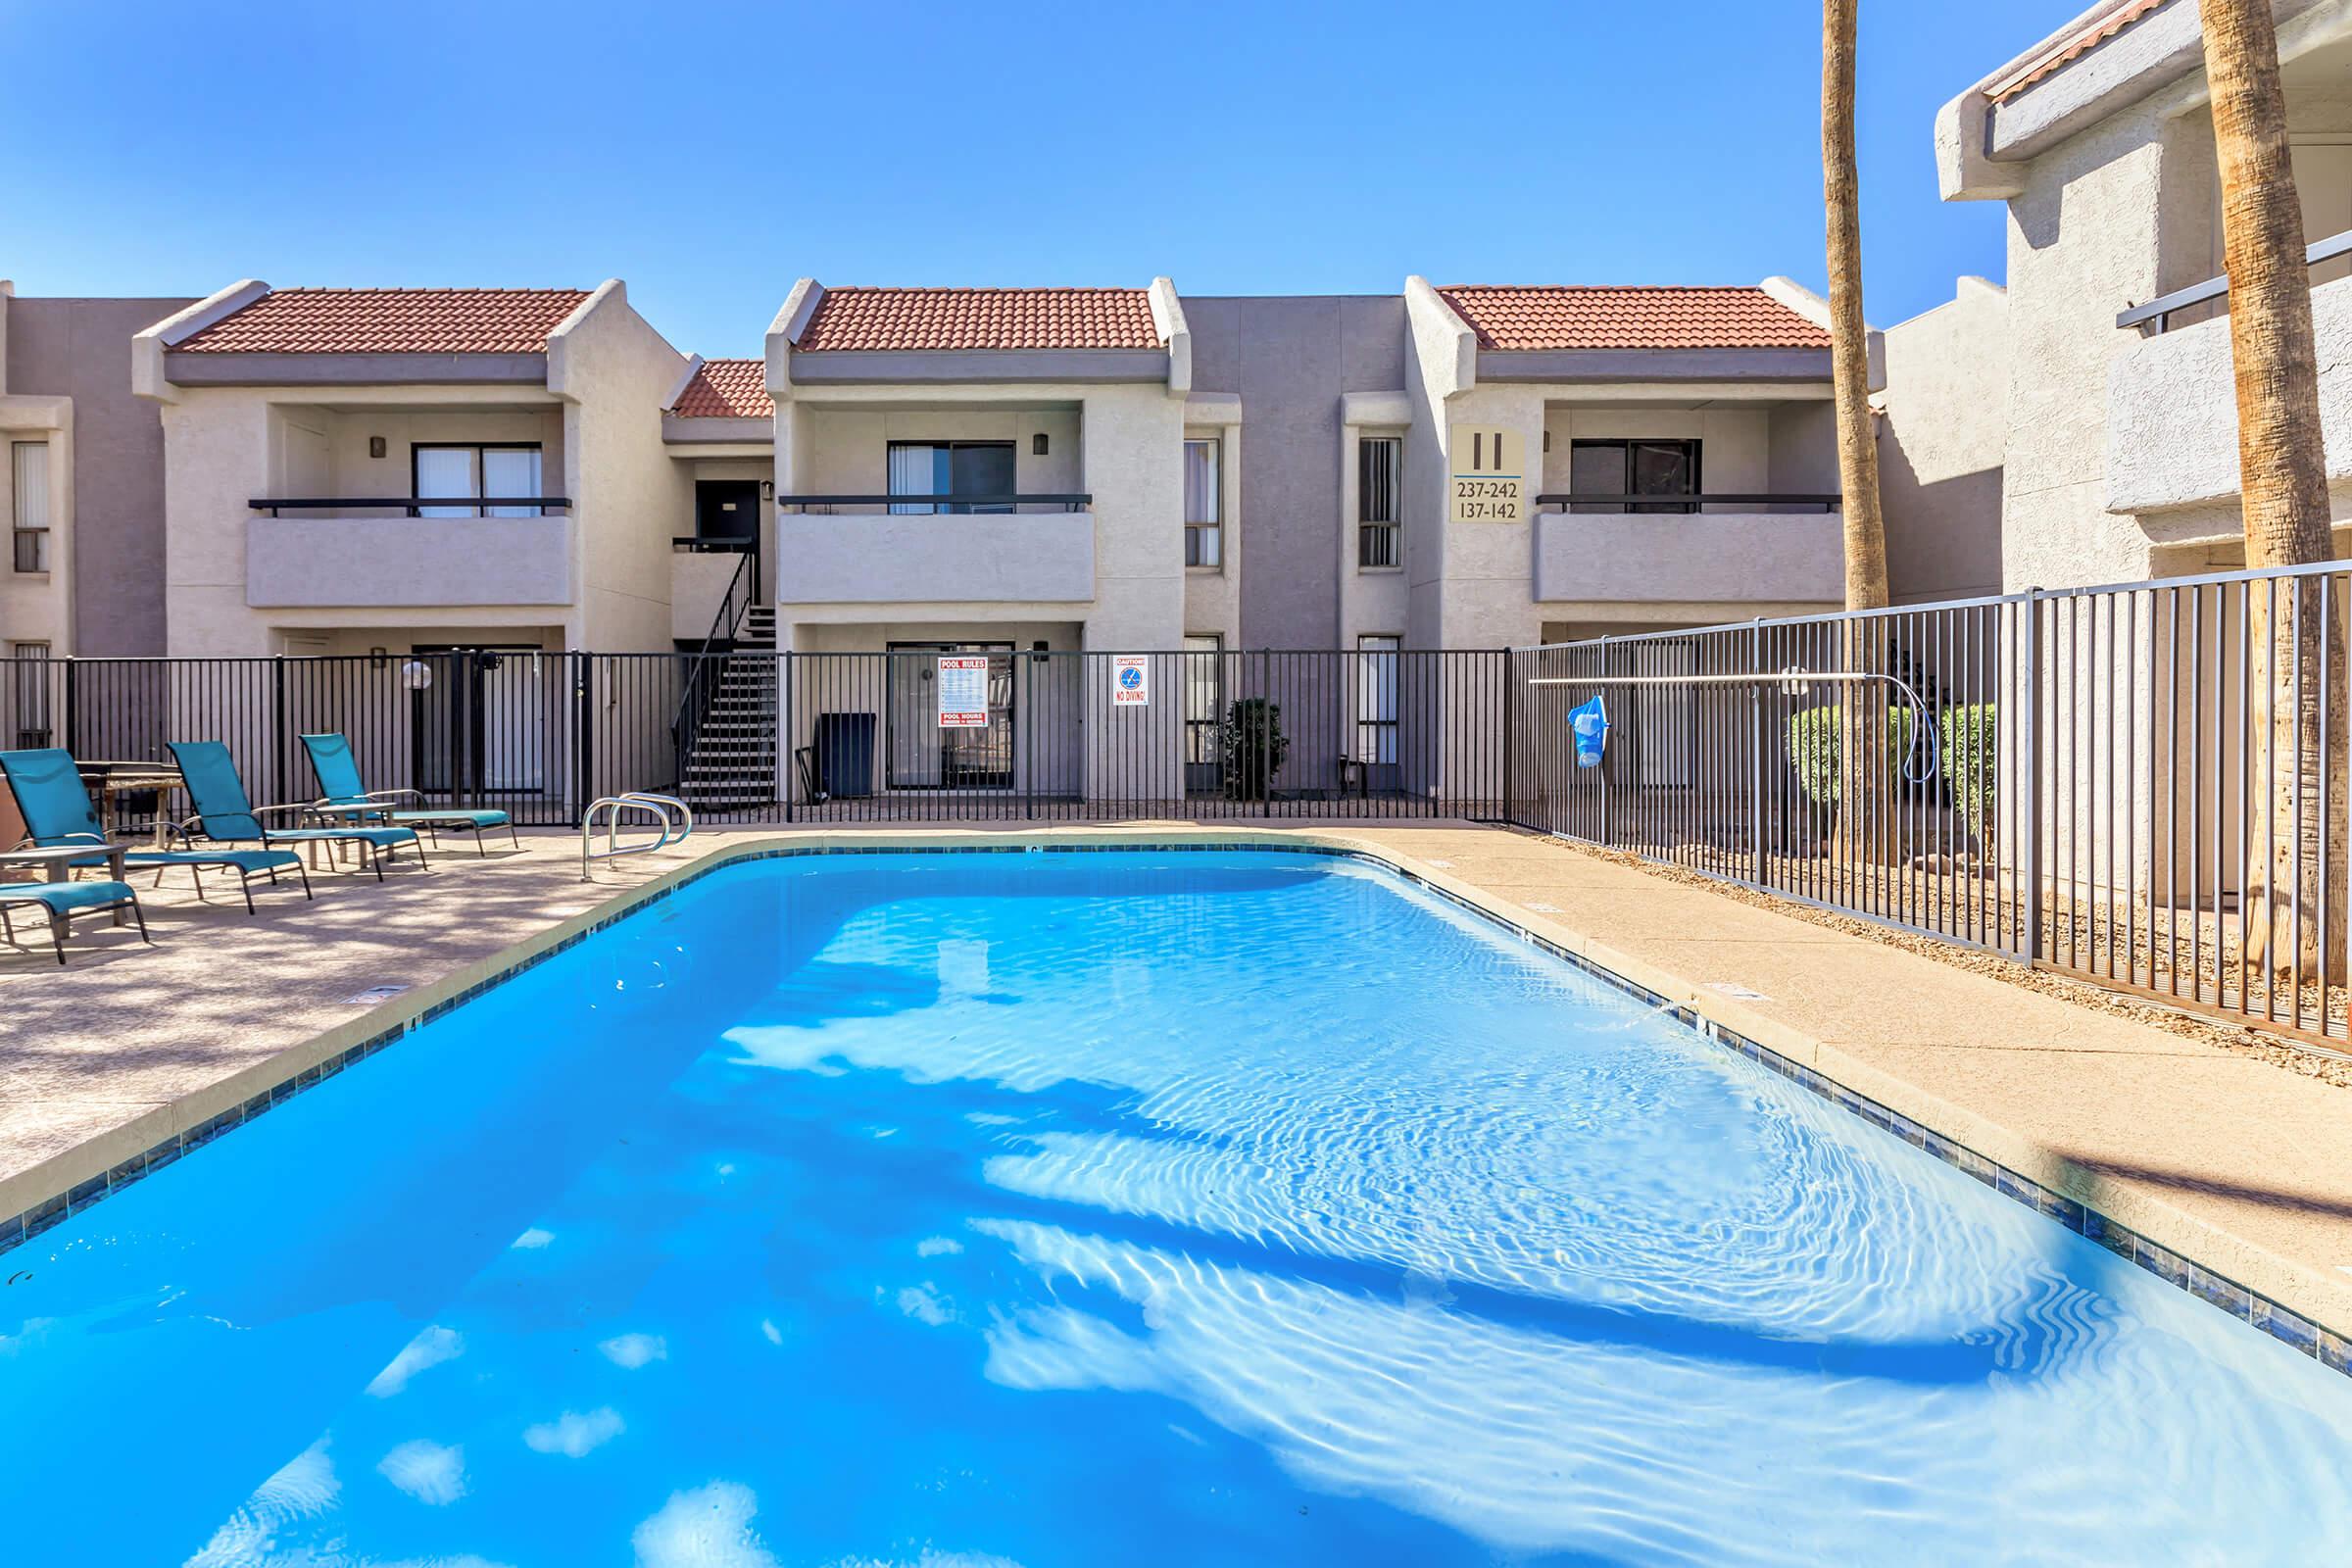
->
(0, 649, 1510, 831)
(1510, 563, 2352, 1047)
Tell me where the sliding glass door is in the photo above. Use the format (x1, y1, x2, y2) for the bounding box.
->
(886, 442, 1016, 514)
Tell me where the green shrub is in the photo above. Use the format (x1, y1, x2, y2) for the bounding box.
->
(1787, 704, 1917, 807)
(1220, 697, 1290, 800)
(1938, 703, 1997, 835)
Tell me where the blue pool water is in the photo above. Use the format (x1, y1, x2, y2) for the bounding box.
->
(4, 851, 2351, 1565)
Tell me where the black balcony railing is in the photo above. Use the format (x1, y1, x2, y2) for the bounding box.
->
(2118, 224, 2352, 334)
(775, 493, 1091, 514)
(247, 497, 573, 516)
(1532, 493, 1841, 514)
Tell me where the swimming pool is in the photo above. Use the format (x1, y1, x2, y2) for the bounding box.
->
(4, 849, 2349, 1564)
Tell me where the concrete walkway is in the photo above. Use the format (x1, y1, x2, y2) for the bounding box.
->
(3, 821, 2346, 1345)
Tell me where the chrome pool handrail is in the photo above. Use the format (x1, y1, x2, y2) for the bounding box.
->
(580, 792, 693, 880)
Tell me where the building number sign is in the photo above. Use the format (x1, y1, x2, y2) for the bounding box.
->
(1449, 426, 1524, 523)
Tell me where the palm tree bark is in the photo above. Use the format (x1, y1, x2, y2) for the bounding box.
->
(2202, 0, 2345, 983)
(1824, 0, 1894, 866)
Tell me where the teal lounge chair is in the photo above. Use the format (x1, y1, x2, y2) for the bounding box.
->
(299, 732, 518, 858)
(166, 741, 425, 880)
(0, 747, 311, 913)
(0, 879, 150, 964)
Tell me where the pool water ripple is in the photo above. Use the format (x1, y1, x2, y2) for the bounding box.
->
(1, 851, 2348, 1565)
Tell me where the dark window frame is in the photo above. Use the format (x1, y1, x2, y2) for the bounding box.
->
(1567, 438, 1703, 514)
(409, 441, 546, 518)
(885, 439, 1019, 515)
(1357, 435, 1402, 568)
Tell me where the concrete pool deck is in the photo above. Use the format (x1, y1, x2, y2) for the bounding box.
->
(3, 821, 2347, 1352)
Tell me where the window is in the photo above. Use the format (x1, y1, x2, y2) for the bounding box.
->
(1358, 437, 1401, 567)
(1183, 634, 1223, 782)
(8, 641, 52, 748)
(1356, 634, 1399, 764)
(1184, 439, 1221, 567)
(412, 444, 543, 517)
(13, 442, 51, 572)
(1568, 439, 1700, 514)
(887, 441, 1016, 514)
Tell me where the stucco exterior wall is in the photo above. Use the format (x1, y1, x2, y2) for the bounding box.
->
(3, 296, 188, 655)
(1182, 295, 1408, 648)
(0, 401, 72, 655)
(1876, 276, 2008, 602)
(547, 283, 692, 653)
(156, 386, 585, 656)
(1996, 102, 2179, 591)
(774, 383, 1183, 655)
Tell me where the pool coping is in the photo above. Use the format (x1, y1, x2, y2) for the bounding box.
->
(5, 825, 2346, 1381)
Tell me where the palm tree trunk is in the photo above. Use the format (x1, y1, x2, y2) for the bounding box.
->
(1824, 0, 1894, 866)
(2202, 0, 2345, 983)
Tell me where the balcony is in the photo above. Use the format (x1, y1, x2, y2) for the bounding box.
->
(2110, 257, 2352, 516)
(1531, 494, 1843, 606)
(244, 496, 573, 609)
(774, 494, 1095, 606)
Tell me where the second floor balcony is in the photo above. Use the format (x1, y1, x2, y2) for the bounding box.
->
(245, 495, 574, 609)
(2110, 238, 2352, 520)
(1530, 493, 1844, 607)
(774, 493, 1096, 605)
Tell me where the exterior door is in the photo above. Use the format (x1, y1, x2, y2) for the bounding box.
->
(410, 645, 549, 801)
(695, 479, 762, 596)
(886, 641, 1015, 789)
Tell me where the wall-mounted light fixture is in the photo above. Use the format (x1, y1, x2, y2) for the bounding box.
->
(368, 645, 389, 669)
(760, 480, 774, 500)
(1032, 433, 1049, 456)
(368, 436, 388, 460)
(1541, 430, 1550, 453)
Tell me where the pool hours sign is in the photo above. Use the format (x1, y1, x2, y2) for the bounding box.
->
(1449, 425, 1524, 523)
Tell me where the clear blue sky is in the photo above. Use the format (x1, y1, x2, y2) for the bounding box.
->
(4, 0, 2072, 356)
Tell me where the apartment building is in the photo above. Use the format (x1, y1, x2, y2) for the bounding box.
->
(137, 279, 689, 661)
(0, 266, 1882, 810)
(0, 283, 191, 669)
(1925, 0, 2352, 590)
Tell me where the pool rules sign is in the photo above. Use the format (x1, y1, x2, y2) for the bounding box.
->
(1111, 654, 1151, 707)
(1449, 425, 1524, 523)
(937, 656, 990, 727)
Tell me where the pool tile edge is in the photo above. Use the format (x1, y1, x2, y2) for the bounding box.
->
(3, 825, 2345, 1382)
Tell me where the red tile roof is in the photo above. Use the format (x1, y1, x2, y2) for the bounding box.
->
(1436, 286, 1832, 352)
(670, 358, 772, 418)
(1984, 0, 2166, 104)
(172, 287, 593, 354)
(794, 287, 1161, 352)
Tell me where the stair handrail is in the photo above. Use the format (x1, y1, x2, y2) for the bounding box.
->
(580, 791, 694, 880)
(671, 550, 757, 761)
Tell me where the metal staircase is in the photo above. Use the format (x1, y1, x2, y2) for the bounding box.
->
(678, 605, 779, 811)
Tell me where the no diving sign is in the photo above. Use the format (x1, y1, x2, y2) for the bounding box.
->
(1111, 655, 1151, 707)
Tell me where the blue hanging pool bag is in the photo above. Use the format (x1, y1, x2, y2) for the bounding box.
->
(1568, 695, 1610, 767)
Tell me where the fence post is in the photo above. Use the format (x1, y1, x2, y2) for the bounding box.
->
(782, 651, 794, 825)
(2020, 590, 2042, 963)
(1597, 636, 1612, 849)
(1262, 649, 1273, 820)
(271, 656, 288, 807)
(1499, 651, 1514, 825)
(1750, 617, 1766, 887)
(62, 658, 79, 757)
(573, 655, 595, 825)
